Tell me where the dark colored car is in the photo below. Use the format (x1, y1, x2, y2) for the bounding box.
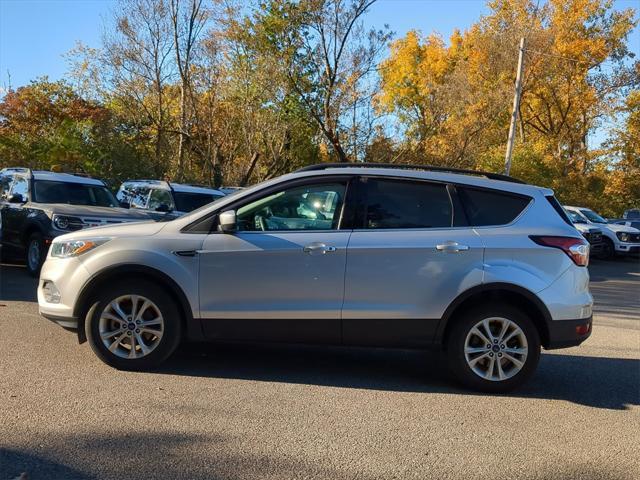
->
(0, 168, 150, 275)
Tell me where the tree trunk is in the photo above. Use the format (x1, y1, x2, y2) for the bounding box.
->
(176, 80, 187, 181)
(241, 152, 260, 186)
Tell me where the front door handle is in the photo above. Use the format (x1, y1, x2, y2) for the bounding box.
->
(303, 243, 337, 254)
(436, 241, 470, 253)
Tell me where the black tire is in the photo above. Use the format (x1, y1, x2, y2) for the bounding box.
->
(598, 237, 615, 260)
(446, 304, 541, 393)
(26, 232, 46, 277)
(85, 280, 182, 370)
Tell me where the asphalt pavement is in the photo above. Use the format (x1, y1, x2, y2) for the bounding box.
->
(1, 258, 638, 480)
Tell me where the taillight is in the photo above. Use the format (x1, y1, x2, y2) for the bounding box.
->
(530, 236, 590, 266)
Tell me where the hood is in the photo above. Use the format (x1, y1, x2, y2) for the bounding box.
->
(38, 203, 151, 220)
(53, 220, 166, 242)
(601, 223, 640, 234)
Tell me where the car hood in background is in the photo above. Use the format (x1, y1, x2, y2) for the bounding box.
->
(53, 220, 166, 242)
(599, 222, 640, 234)
(37, 203, 152, 220)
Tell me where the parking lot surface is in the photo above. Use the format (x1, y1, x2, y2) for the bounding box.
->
(1, 258, 639, 480)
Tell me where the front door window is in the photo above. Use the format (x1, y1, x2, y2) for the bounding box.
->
(236, 183, 346, 232)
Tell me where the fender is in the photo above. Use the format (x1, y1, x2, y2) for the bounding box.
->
(434, 282, 552, 346)
(74, 264, 204, 342)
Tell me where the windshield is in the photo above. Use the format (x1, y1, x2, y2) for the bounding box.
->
(566, 210, 586, 223)
(579, 208, 607, 224)
(34, 180, 119, 207)
(174, 192, 225, 212)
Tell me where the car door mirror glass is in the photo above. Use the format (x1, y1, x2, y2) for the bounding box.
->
(219, 210, 237, 233)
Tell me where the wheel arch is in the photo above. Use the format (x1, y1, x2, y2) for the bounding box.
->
(21, 220, 45, 244)
(73, 264, 203, 343)
(436, 283, 552, 349)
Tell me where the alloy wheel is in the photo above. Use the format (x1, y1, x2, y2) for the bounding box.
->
(464, 317, 528, 382)
(98, 295, 165, 359)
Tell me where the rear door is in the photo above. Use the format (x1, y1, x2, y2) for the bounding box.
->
(342, 177, 484, 347)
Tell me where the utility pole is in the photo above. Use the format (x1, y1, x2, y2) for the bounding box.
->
(504, 37, 526, 176)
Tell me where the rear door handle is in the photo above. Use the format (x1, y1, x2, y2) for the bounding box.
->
(436, 241, 469, 253)
(303, 243, 337, 254)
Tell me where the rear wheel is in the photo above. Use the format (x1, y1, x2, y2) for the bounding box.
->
(85, 280, 182, 370)
(26, 232, 46, 277)
(446, 305, 540, 393)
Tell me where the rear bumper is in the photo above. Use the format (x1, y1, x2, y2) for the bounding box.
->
(545, 316, 592, 349)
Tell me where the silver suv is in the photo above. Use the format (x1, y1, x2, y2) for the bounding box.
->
(38, 164, 593, 392)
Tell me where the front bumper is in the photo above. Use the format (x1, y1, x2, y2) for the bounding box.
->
(41, 311, 79, 331)
(546, 316, 592, 349)
(38, 256, 91, 323)
(615, 243, 640, 255)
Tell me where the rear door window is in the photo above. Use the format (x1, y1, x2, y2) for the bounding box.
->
(362, 178, 452, 229)
(458, 187, 530, 226)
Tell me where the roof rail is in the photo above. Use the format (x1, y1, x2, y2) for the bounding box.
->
(295, 163, 525, 184)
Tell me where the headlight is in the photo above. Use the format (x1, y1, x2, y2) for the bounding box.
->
(616, 232, 630, 242)
(50, 238, 111, 258)
(53, 215, 83, 231)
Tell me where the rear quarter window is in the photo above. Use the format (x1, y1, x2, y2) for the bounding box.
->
(458, 187, 530, 227)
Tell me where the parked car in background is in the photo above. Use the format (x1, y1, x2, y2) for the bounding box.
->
(39, 163, 593, 393)
(565, 209, 604, 256)
(623, 208, 640, 220)
(564, 206, 640, 259)
(0, 168, 150, 275)
(116, 180, 225, 219)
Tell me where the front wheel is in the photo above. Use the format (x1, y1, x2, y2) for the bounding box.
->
(85, 280, 182, 370)
(598, 238, 615, 260)
(446, 305, 540, 393)
(26, 232, 46, 277)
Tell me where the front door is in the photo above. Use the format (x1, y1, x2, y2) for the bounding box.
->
(342, 177, 485, 347)
(198, 179, 352, 343)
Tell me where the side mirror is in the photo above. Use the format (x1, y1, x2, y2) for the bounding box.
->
(9, 193, 25, 204)
(119, 200, 130, 209)
(155, 203, 171, 213)
(218, 210, 237, 233)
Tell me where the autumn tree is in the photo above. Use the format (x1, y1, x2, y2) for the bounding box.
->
(0, 79, 151, 179)
(377, 0, 637, 182)
(247, 0, 391, 162)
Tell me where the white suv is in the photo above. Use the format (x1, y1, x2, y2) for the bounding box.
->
(38, 164, 593, 392)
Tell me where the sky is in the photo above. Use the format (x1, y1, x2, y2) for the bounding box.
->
(0, 0, 638, 143)
(0, 0, 495, 90)
(1, 0, 637, 89)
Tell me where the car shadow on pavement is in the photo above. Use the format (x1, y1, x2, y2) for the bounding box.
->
(159, 342, 639, 411)
(0, 264, 38, 302)
(0, 432, 376, 480)
(1, 448, 94, 480)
